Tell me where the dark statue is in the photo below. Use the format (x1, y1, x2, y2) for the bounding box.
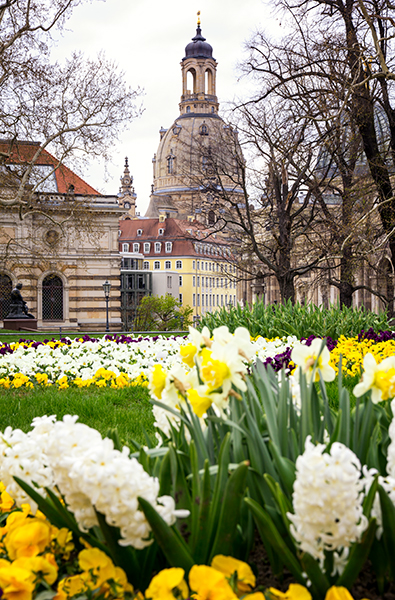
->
(5, 283, 35, 319)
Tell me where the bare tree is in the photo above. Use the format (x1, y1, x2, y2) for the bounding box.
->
(0, 0, 142, 223)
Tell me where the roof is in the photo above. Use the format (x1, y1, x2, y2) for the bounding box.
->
(119, 217, 231, 259)
(0, 140, 100, 195)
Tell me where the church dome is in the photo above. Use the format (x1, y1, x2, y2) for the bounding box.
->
(183, 26, 213, 60)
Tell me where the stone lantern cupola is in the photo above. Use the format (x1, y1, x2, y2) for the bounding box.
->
(179, 13, 219, 117)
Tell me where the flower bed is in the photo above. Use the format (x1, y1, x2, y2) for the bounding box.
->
(2, 324, 395, 598)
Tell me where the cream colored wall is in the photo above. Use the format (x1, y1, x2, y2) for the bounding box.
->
(0, 199, 123, 331)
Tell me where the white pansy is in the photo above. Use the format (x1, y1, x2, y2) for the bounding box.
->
(288, 436, 368, 562)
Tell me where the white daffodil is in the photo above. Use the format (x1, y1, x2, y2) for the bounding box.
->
(353, 353, 395, 403)
(291, 338, 335, 383)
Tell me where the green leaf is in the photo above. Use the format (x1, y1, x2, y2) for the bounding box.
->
(244, 497, 305, 585)
(209, 461, 249, 561)
(300, 552, 330, 600)
(138, 496, 195, 574)
(336, 519, 377, 588)
(269, 441, 296, 497)
(191, 459, 212, 563)
(378, 484, 395, 580)
(95, 510, 142, 585)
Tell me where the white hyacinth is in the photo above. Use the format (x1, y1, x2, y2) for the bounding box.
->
(0, 415, 187, 549)
(288, 437, 368, 566)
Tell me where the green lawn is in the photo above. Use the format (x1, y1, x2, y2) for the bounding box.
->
(0, 385, 155, 448)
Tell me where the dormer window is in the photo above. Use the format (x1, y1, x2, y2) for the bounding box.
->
(158, 228, 164, 235)
(122, 243, 129, 252)
(155, 242, 161, 253)
(144, 242, 150, 253)
(133, 243, 139, 253)
(137, 229, 142, 236)
(165, 242, 172, 253)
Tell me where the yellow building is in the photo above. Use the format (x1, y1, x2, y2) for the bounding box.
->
(119, 217, 238, 327)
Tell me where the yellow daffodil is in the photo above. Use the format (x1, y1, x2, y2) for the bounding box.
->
(180, 343, 198, 368)
(211, 554, 255, 593)
(291, 339, 335, 383)
(201, 348, 231, 391)
(149, 364, 167, 399)
(268, 583, 312, 600)
(189, 565, 238, 600)
(187, 388, 212, 417)
(353, 353, 395, 402)
(145, 567, 188, 600)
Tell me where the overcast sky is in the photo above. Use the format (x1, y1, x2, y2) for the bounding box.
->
(52, 0, 280, 214)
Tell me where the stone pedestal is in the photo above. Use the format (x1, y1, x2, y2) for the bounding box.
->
(3, 319, 38, 331)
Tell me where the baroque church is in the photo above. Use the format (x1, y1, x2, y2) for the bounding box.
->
(119, 16, 247, 327)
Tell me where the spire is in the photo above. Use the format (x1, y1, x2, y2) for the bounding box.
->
(197, 10, 200, 26)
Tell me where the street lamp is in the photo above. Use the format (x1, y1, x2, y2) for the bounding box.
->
(102, 280, 111, 333)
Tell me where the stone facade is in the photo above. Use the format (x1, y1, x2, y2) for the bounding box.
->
(146, 21, 244, 225)
(0, 141, 125, 331)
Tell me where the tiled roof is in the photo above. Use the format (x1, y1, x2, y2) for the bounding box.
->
(0, 140, 100, 195)
(119, 217, 231, 258)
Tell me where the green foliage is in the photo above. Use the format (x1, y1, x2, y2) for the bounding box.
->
(142, 359, 395, 594)
(200, 299, 390, 338)
(134, 295, 193, 331)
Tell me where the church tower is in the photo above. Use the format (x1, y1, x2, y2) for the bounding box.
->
(145, 15, 243, 223)
(118, 157, 137, 219)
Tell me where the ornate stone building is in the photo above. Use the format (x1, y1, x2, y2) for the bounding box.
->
(0, 140, 124, 331)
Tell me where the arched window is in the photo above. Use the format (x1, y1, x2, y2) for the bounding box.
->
(186, 106, 191, 114)
(0, 274, 12, 320)
(167, 155, 175, 174)
(187, 69, 196, 94)
(200, 124, 209, 136)
(42, 275, 63, 321)
(205, 69, 213, 94)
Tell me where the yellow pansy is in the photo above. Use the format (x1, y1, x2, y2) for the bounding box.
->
(180, 343, 197, 368)
(268, 584, 312, 600)
(189, 565, 238, 600)
(5, 518, 52, 559)
(0, 489, 15, 512)
(78, 547, 116, 586)
(145, 567, 188, 600)
(0, 564, 35, 600)
(211, 554, 255, 593)
(324, 587, 355, 600)
(55, 574, 87, 600)
(12, 555, 58, 585)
